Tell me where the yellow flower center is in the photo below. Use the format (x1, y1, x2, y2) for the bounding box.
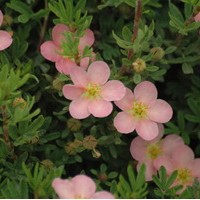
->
(147, 143, 162, 160)
(83, 83, 101, 100)
(130, 101, 148, 119)
(177, 168, 193, 185)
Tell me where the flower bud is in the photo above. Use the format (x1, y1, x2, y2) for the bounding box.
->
(150, 47, 165, 61)
(13, 97, 27, 109)
(82, 135, 97, 150)
(132, 58, 146, 73)
(65, 139, 83, 155)
(67, 118, 82, 132)
(41, 159, 54, 170)
(52, 77, 64, 91)
(2, 15, 13, 26)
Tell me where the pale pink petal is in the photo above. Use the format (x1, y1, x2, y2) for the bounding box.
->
(55, 58, 78, 75)
(153, 155, 174, 174)
(172, 145, 194, 168)
(40, 41, 60, 62)
(88, 99, 113, 117)
(72, 175, 96, 198)
(190, 159, 200, 178)
(69, 98, 90, 119)
(80, 57, 90, 70)
(70, 66, 89, 86)
(149, 124, 164, 143)
(136, 120, 159, 141)
(87, 61, 110, 85)
(134, 81, 158, 104)
(0, 31, 13, 51)
(101, 80, 126, 101)
(114, 88, 134, 111)
(148, 99, 173, 123)
(114, 112, 136, 134)
(194, 12, 200, 22)
(79, 29, 95, 51)
(52, 178, 75, 199)
(92, 191, 115, 199)
(62, 85, 84, 100)
(161, 134, 184, 155)
(52, 24, 69, 46)
(130, 136, 148, 161)
(137, 160, 157, 181)
(0, 10, 3, 26)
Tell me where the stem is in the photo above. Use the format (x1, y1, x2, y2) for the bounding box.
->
(1, 105, 12, 150)
(127, 0, 142, 59)
(37, 0, 49, 50)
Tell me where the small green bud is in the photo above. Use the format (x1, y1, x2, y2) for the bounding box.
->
(150, 47, 165, 61)
(132, 58, 146, 73)
(67, 118, 82, 132)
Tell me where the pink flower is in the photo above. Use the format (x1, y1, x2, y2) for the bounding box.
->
(0, 10, 13, 51)
(154, 145, 200, 191)
(62, 61, 126, 119)
(114, 81, 173, 140)
(40, 24, 95, 75)
(194, 12, 200, 22)
(130, 132, 184, 181)
(52, 175, 115, 199)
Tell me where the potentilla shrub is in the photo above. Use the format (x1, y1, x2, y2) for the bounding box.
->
(0, 0, 200, 199)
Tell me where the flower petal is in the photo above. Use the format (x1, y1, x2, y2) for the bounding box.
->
(52, 178, 75, 199)
(101, 80, 126, 101)
(80, 57, 90, 70)
(0, 31, 13, 51)
(70, 66, 89, 86)
(55, 58, 78, 75)
(194, 12, 200, 22)
(153, 155, 174, 174)
(0, 10, 3, 26)
(92, 191, 115, 199)
(137, 160, 156, 181)
(88, 99, 113, 118)
(79, 29, 95, 51)
(114, 88, 134, 111)
(87, 61, 110, 85)
(72, 175, 96, 199)
(114, 112, 136, 134)
(171, 145, 194, 168)
(40, 41, 60, 62)
(161, 134, 184, 155)
(134, 81, 158, 104)
(62, 84, 84, 100)
(52, 24, 69, 46)
(69, 98, 90, 119)
(130, 136, 148, 161)
(136, 120, 159, 141)
(148, 99, 173, 123)
(190, 159, 200, 178)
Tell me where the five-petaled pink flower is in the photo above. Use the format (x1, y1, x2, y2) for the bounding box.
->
(40, 24, 95, 75)
(130, 131, 185, 181)
(114, 81, 173, 140)
(62, 61, 126, 119)
(0, 10, 13, 51)
(154, 144, 200, 192)
(52, 175, 115, 199)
